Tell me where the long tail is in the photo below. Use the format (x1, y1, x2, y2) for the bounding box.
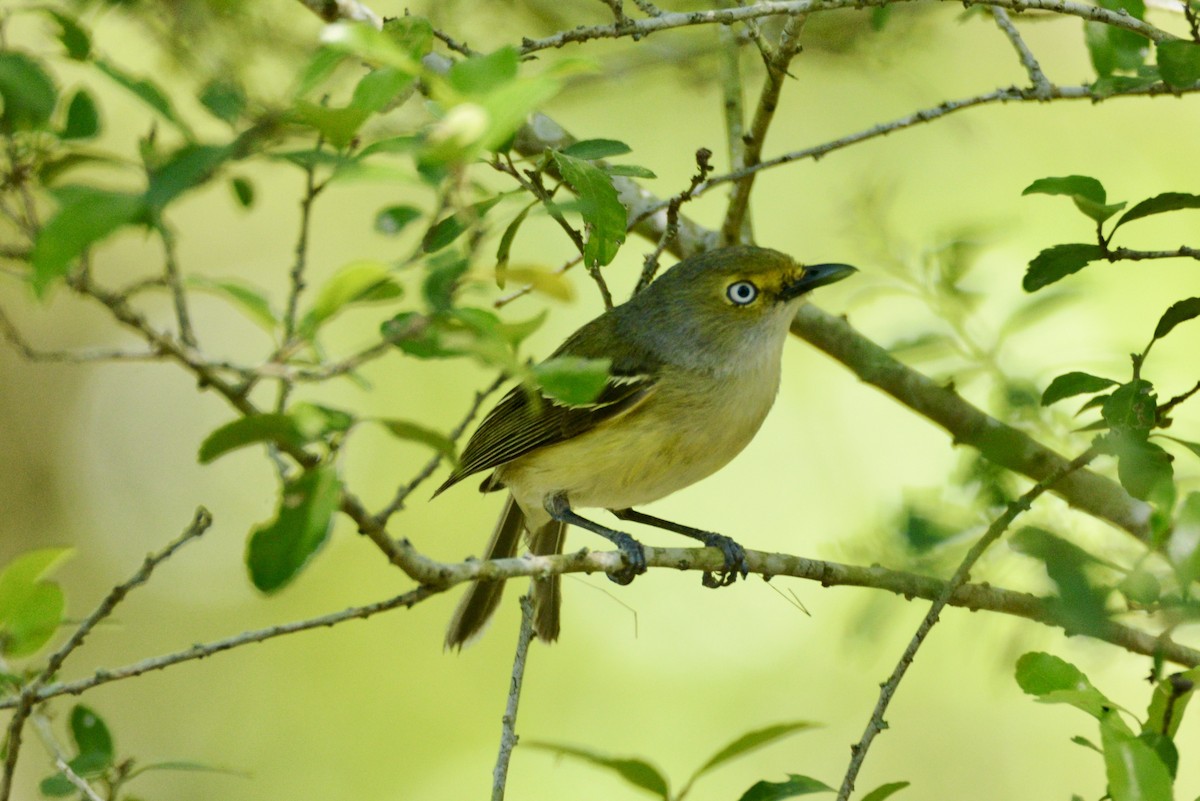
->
(444, 496, 567, 648)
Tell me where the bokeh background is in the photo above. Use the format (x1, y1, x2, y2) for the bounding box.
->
(2, 0, 1199, 798)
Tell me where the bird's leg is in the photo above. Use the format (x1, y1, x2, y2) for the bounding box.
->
(611, 508, 748, 588)
(544, 493, 647, 585)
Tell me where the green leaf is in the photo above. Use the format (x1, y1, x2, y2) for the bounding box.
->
(41, 9, 92, 60)
(187, 276, 275, 330)
(448, 47, 519, 95)
(1014, 652, 1120, 722)
(692, 721, 820, 781)
(1152, 297, 1200, 341)
(294, 47, 347, 98)
(534, 356, 611, 405)
(350, 66, 413, 114)
(145, 143, 236, 211)
(525, 743, 669, 799)
(422, 196, 504, 253)
(1041, 372, 1118, 406)
(1144, 667, 1200, 739)
(300, 260, 403, 337)
(1158, 40, 1200, 88)
(1114, 193, 1200, 231)
(291, 101, 370, 149)
(1023, 244, 1104, 292)
(1101, 380, 1156, 433)
(1023, 175, 1107, 205)
(0, 549, 72, 657)
(246, 465, 341, 593)
(561, 138, 633, 160)
(551, 151, 626, 267)
(499, 267, 574, 301)
(30, 188, 146, 296)
(737, 774, 834, 801)
(860, 781, 911, 801)
(198, 409, 336, 464)
(603, 163, 657, 179)
(199, 79, 246, 125)
(383, 15, 434, 58)
(318, 21, 422, 75)
(1085, 0, 1148, 78)
(70, 705, 114, 769)
(94, 58, 192, 137)
(376, 419, 458, 463)
(1114, 436, 1174, 502)
(39, 772, 76, 797)
(495, 201, 538, 287)
(0, 52, 58, 131)
(375, 205, 422, 236)
(422, 256, 470, 312)
(230, 176, 255, 208)
(1101, 713, 1174, 801)
(62, 90, 100, 139)
(1138, 731, 1179, 778)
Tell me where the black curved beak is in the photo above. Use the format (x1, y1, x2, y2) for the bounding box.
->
(781, 262, 857, 301)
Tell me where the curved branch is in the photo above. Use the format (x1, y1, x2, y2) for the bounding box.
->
(518, 0, 1174, 53)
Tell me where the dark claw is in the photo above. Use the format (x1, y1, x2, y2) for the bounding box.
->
(607, 532, 647, 586)
(697, 533, 748, 589)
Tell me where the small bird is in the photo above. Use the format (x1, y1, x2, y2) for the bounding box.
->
(435, 245, 855, 648)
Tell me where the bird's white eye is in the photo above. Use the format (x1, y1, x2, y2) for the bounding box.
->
(726, 280, 758, 305)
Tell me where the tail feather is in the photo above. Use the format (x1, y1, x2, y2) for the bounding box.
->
(444, 495, 525, 649)
(530, 518, 567, 643)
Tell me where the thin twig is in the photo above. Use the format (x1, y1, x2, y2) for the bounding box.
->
(835, 448, 1097, 801)
(492, 592, 537, 801)
(157, 222, 198, 348)
(596, 0, 631, 24)
(635, 148, 714, 295)
(721, 12, 807, 245)
(989, 7, 1053, 97)
(0, 304, 161, 363)
(1106, 245, 1200, 261)
(0, 508, 212, 801)
(374, 374, 507, 524)
(0, 585, 437, 711)
(629, 0, 664, 15)
(432, 25, 476, 56)
(718, 21, 751, 242)
(30, 716, 104, 801)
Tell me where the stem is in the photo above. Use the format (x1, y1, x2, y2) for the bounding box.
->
(492, 593, 537, 801)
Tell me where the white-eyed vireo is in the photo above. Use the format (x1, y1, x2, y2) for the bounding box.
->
(436, 245, 856, 647)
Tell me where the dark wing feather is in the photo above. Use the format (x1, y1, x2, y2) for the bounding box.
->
(435, 312, 662, 495)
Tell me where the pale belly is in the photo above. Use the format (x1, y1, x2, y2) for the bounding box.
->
(497, 362, 781, 512)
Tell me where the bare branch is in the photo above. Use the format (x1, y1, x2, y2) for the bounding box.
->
(156, 222, 198, 348)
(492, 593, 536, 801)
(0, 304, 161, 364)
(990, 7, 1053, 97)
(518, 0, 1174, 54)
(836, 448, 1096, 800)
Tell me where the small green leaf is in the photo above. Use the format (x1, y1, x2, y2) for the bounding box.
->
(294, 47, 347, 98)
(70, 705, 114, 769)
(1101, 380, 1156, 433)
(375, 205, 422, 236)
(551, 151, 626, 267)
(860, 781, 911, 801)
(230, 176, 255, 208)
(1114, 193, 1200, 231)
(383, 15, 434, 58)
(422, 196, 504, 253)
(603, 163, 657, 179)
(0, 549, 72, 657)
(0, 52, 58, 131)
(422, 256, 470, 312)
(300, 260, 403, 337)
(525, 743, 669, 799)
(498, 267, 574, 301)
(1144, 667, 1200, 739)
(1022, 244, 1104, 292)
(1101, 713, 1174, 801)
(1015, 652, 1119, 721)
(737, 774, 834, 801)
(1072, 735, 1103, 753)
(561, 138, 633, 160)
(187, 276, 275, 330)
(145, 143, 236, 211)
(1074, 197, 1127, 225)
(1158, 40, 1200, 88)
(1109, 434, 1174, 502)
(495, 201, 538, 286)
(448, 47, 519, 95)
(31, 189, 146, 296)
(377, 419, 458, 463)
(1152, 297, 1200, 341)
(1022, 175, 1107, 205)
(198, 411, 331, 464)
(1041, 372, 1118, 406)
(534, 356, 611, 405)
(94, 58, 191, 136)
(1085, 0, 1149, 78)
(39, 773, 76, 797)
(41, 10, 92, 60)
(350, 66, 412, 114)
(692, 721, 820, 781)
(199, 79, 246, 125)
(62, 90, 99, 139)
(246, 465, 341, 593)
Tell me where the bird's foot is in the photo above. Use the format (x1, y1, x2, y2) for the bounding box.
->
(695, 532, 748, 588)
(607, 531, 647, 586)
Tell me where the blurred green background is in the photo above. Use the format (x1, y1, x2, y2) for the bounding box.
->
(2, 0, 1199, 798)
